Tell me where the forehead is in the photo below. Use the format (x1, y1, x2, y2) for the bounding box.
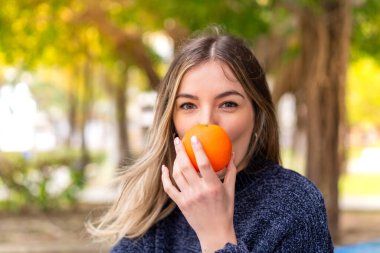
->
(178, 60, 243, 92)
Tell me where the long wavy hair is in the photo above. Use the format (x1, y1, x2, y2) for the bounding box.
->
(87, 32, 280, 244)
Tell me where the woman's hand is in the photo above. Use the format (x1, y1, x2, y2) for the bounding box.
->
(161, 136, 237, 252)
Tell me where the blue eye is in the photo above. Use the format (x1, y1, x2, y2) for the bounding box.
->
(180, 103, 196, 110)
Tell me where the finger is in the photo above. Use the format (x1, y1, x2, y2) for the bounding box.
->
(223, 152, 237, 197)
(161, 165, 181, 202)
(172, 159, 189, 191)
(173, 137, 201, 183)
(190, 135, 219, 182)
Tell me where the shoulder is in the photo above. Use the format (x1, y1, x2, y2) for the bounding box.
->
(239, 164, 325, 205)
(236, 164, 328, 225)
(110, 236, 146, 253)
(271, 166, 324, 201)
(110, 218, 165, 253)
(111, 208, 199, 253)
(276, 166, 326, 211)
(234, 165, 333, 251)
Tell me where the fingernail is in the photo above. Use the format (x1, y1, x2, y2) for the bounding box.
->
(191, 135, 198, 145)
(174, 137, 180, 145)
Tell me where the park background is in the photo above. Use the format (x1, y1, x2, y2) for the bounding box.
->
(0, 0, 380, 252)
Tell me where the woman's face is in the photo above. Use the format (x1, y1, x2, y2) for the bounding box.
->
(173, 60, 255, 170)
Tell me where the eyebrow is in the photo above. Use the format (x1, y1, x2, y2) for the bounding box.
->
(175, 90, 245, 100)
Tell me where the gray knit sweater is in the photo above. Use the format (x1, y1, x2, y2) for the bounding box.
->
(111, 158, 334, 252)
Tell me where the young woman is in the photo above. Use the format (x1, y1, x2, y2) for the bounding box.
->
(89, 33, 333, 252)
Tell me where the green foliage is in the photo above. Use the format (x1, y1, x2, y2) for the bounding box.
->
(0, 0, 106, 69)
(340, 173, 380, 197)
(347, 58, 380, 127)
(134, 0, 272, 39)
(0, 149, 104, 212)
(352, 0, 380, 60)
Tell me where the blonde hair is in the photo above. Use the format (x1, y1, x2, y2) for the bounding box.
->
(87, 32, 280, 244)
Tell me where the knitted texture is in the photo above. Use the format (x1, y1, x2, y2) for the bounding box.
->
(111, 159, 334, 253)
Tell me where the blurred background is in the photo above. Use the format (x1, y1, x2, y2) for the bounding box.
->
(0, 0, 379, 252)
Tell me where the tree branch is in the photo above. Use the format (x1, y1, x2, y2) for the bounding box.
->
(76, 2, 160, 89)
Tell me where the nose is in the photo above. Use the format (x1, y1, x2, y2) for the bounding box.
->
(199, 107, 218, 125)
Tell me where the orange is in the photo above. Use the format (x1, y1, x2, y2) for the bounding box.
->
(182, 124, 232, 172)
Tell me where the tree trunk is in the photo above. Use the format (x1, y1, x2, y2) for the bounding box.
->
(67, 80, 78, 148)
(114, 71, 130, 167)
(297, 0, 351, 242)
(79, 60, 92, 171)
(101, 69, 131, 168)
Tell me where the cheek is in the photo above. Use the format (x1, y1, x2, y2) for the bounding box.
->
(223, 111, 254, 155)
(173, 113, 195, 139)
(226, 123, 253, 147)
(175, 125, 188, 139)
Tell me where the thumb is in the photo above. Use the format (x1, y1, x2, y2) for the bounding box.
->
(223, 152, 237, 196)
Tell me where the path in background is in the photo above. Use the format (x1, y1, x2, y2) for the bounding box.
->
(0, 205, 109, 253)
(338, 211, 380, 246)
(0, 205, 379, 252)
